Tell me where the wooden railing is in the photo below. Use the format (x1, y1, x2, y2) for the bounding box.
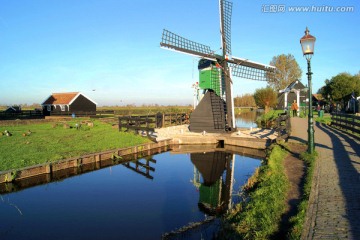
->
(275, 113, 291, 140)
(331, 113, 360, 135)
(0, 110, 43, 120)
(118, 112, 190, 136)
(122, 157, 156, 180)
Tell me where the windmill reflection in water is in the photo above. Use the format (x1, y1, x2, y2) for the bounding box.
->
(190, 151, 236, 215)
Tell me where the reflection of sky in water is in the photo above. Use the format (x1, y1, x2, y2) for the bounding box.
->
(0, 151, 261, 240)
(235, 111, 261, 128)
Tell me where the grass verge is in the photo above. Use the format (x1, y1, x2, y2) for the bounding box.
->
(314, 114, 332, 125)
(0, 119, 150, 171)
(288, 150, 317, 239)
(256, 110, 285, 127)
(221, 145, 289, 239)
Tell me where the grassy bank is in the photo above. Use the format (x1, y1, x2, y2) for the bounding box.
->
(288, 151, 317, 239)
(221, 145, 289, 239)
(0, 119, 150, 172)
(256, 110, 285, 127)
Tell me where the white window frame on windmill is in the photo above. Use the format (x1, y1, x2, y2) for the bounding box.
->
(60, 105, 66, 111)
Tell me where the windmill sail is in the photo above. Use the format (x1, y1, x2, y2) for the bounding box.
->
(228, 57, 276, 81)
(160, 29, 217, 61)
(219, 0, 233, 56)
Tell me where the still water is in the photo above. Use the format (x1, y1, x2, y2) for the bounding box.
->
(0, 149, 262, 240)
(235, 110, 260, 129)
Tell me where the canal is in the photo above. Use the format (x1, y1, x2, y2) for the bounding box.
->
(0, 148, 262, 240)
(0, 114, 263, 239)
(235, 110, 261, 129)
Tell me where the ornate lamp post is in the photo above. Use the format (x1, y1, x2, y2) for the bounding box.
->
(300, 27, 316, 154)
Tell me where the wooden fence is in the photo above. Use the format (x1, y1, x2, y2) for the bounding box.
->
(118, 112, 189, 135)
(0, 110, 104, 120)
(274, 113, 291, 140)
(331, 113, 360, 135)
(0, 110, 43, 120)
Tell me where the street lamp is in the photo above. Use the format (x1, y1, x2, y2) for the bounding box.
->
(300, 27, 316, 154)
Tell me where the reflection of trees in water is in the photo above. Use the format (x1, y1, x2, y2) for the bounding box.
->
(236, 111, 262, 128)
(238, 111, 259, 123)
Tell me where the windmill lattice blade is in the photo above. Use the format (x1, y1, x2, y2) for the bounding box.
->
(220, 0, 233, 56)
(160, 29, 216, 60)
(229, 63, 276, 82)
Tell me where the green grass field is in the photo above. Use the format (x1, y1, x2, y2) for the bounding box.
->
(0, 119, 150, 172)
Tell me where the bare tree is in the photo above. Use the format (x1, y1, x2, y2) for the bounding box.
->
(269, 54, 302, 91)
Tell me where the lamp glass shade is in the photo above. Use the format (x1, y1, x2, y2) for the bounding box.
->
(301, 39, 315, 55)
(300, 27, 316, 57)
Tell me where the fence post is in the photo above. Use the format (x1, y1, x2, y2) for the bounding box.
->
(146, 116, 149, 136)
(118, 117, 121, 131)
(126, 116, 130, 132)
(156, 112, 163, 128)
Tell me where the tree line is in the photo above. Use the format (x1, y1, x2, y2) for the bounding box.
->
(317, 72, 360, 110)
(234, 53, 359, 113)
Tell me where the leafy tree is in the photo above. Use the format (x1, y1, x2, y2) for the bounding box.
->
(319, 72, 360, 109)
(268, 54, 302, 91)
(253, 87, 278, 113)
(234, 94, 256, 107)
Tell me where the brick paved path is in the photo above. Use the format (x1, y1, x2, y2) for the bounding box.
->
(289, 117, 360, 239)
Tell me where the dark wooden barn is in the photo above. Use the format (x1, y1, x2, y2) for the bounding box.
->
(41, 92, 97, 116)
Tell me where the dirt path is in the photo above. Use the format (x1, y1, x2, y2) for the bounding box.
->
(273, 143, 307, 239)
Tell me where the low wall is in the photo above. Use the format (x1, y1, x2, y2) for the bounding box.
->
(0, 133, 270, 194)
(0, 140, 172, 188)
(172, 135, 271, 149)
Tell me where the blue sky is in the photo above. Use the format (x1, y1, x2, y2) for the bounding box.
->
(0, 0, 359, 106)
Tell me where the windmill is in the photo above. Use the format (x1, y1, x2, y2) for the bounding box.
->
(160, 0, 275, 133)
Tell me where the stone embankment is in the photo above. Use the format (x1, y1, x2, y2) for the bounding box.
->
(155, 124, 278, 149)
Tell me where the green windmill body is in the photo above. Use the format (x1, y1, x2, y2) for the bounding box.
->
(198, 59, 224, 97)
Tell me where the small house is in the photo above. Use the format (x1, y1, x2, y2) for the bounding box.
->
(312, 94, 325, 106)
(41, 92, 97, 115)
(277, 80, 308, 111)
(4, 106, 22, 113)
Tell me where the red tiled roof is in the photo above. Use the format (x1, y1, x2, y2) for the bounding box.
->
(42, 92, 79, 105)
(313, 94, 324, 100)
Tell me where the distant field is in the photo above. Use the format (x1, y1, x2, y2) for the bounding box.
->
(97, 106, 192, 116)
(0, 105, 192, 115)
(0, 119, 150, 172)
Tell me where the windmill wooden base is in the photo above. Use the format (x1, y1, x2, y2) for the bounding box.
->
(189, 91, 227, 133)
